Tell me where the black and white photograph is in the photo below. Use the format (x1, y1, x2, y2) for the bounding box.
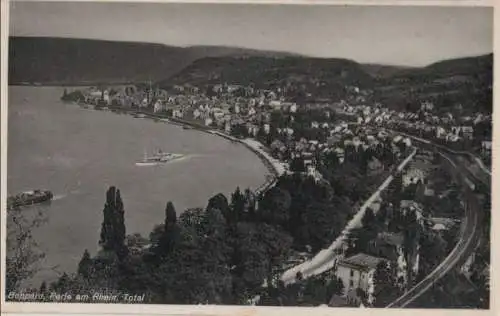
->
(2, 0, 493, 312)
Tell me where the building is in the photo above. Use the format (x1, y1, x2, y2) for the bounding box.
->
(400, 200, 424, 224)
(403, 168, 425, 187)
(193, 109, 201, 119)
(153, 100, 165, 113)
(368, 232, 404, 262)
(461, 126, 474, 140)
(482, 141, 492, 154)
(172, 109, 183, 118)
(264, 123, 271, 134)
(428, 217, 458, 232)
(335, 253, 387, 297)
(269, 100, 282, 110)
(248, 107, 257, 116)
(436, 127, 446, 139)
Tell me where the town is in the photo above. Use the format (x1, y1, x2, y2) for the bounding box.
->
(6, 3, 492, 311)
(55, 78, 491, 308)
(63, 80, 492, 175)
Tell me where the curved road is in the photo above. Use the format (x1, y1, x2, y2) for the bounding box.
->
(386, 137, 490, 308)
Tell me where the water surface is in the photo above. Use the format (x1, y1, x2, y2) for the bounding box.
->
(7, 86, 269, 286)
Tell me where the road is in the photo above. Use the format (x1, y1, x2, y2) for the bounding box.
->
(278, 127, 490, 306)
(280, 148, 417, 285)
(385, 140, 489, 308)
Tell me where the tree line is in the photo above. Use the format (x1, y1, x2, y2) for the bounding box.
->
(35, 172, 355, 305)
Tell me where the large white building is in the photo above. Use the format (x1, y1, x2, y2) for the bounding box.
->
(335, 253, 386, 298)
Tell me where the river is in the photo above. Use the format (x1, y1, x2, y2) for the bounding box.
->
(6, 86, 269, 287)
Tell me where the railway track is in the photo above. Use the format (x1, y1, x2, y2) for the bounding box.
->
(385, 135, 489, 308)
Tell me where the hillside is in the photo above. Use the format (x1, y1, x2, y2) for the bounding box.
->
(9, 37, 492, 112)
(185, 45, 302, 59)
(8, 37, 295, 85)
(360, 64, 416, 79)
(372, 53, 493, 113)
(162, 56, 375, 101)
(9, 37, 188, 85)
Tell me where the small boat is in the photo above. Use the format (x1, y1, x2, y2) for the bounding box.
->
(183, 125, 193, 130)
(7, 190, 53, 209)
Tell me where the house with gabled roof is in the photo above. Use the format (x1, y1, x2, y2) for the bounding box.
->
(335, 253, 387, 297)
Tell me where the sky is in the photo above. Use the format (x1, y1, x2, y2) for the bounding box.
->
(9, 1, 493, 66)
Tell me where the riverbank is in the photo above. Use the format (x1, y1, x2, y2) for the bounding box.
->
(8, 86, 272, 287)
(69, 101, 284, 194)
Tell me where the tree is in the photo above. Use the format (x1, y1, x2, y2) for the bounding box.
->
(5, 207, 47, 294)
(155, 202, 180, 258)
(388, 173, 403, 207)
(51, 272, 70, 293)
(376, 202, 389, 228)
(231, 187, 246, 223)
(40, 281, 47, 293)
(257, 223, 293, 270)
(259, 187, 292, 226)
(99, 187, 128, 258)
(302, 202, 337, 252)
(477, 271, 490, 309)
(244, 189, 257, 220)
(179, 208, 205, 228)
(290, 157, 306, 173)
(322, 151, 339, 170)
(149, 224, 165, 245)
(417, 228, 447, 282)
(356, 288, 368, 306)
(350, 208, 379, 254)
(207, 193, 231, 222)
(154, 233, 233, 304)
(362, 208, 376, 228)
(165, 201, 177, 226)
(77, 249, 92, 278)
(302, 276, 329, 306)
(373, 261, 399, 307)
(326, 277, 345, 298)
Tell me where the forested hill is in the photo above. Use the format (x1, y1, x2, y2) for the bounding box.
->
(372, 53, 493, 113)
(9, 36, 492, 112)
(360, 64, 416, 79)
(161, 56, 376, 101)
(8, 37, 296, 85)
(9, 37, 187, 84)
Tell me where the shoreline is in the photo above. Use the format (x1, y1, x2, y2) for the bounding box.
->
(68, 101, 284, 195)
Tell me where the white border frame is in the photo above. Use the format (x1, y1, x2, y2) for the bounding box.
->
(1, 1, 497, 315)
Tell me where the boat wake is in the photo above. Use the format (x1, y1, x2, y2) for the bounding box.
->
(135, 162, 159, 167)
(52, 194, 66, 201)
(135, 154, 193, 167)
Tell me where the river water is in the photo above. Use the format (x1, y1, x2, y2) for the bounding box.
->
(6, 86, 269, 287)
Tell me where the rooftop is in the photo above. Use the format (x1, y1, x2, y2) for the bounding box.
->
(429, 217, 458, 229)
(377, 232, 404, 246)
(338, 253, 387, 271)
